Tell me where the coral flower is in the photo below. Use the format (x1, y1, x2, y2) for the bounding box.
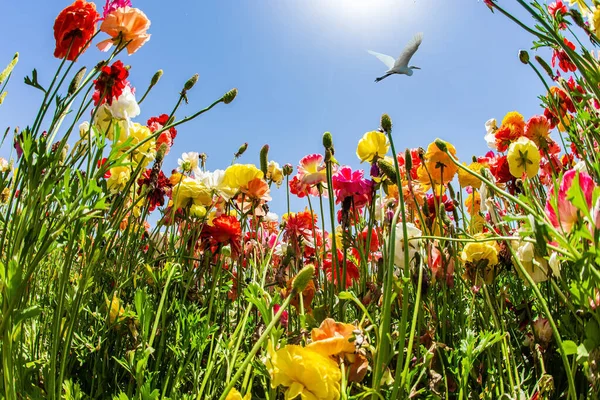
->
(53, 0, 100, 61)
(307, 318, 357, 357)
(265, 343, 341, 400)
(421, 140, 459, 185)
(506, 137, 540, 179)
(524, 115, 552, 150)
(98, 7, 151, 55)
(356, 130, 389, 163)
(241, 177, 272, 202)
(545, 169, 595, 232)
(204, 215, 242, 256)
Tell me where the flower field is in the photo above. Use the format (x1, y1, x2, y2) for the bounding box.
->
(1, 0, 600, 399)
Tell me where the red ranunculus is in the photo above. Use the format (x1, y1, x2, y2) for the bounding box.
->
(93, 60, 129, 105)
(53, 0, 100, 61)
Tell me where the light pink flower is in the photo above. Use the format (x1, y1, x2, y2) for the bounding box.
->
(545, 169, 595, 232)
(298, 154, 327, 186)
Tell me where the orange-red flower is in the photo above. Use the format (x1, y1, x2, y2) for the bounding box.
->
(98, 7, 151, 55)
(53, 0, 100, 61)
(204, 215, 242, 256)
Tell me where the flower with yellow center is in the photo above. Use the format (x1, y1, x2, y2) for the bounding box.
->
(171, 177, 212, 209)
(222, 164, 264, 195)
(225, 388, 251, 400)
(107, 166, 131, 194)
(356, 130, 389, 163)
(422, 139, 459, 185)
(458, 162, 485, 189)
(465, 190, 481, 216)
(265, 343, 341, 400)
(507, 137, 540, 179)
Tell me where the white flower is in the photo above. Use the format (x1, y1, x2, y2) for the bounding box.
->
(107, 85, 140, 120)
(548, 252, 561, 277)
(516, 240, 549, 284)
(274, 242, 288, 257)
(178, 152, 200, 174)
(265, 212, 279, 223)
(0, 158, 8, 173)
(393, 222, 422, 269)
(484, 118, 498, 150)
(79, 121, 90, 138)
(574, 160, 588, 173)
(197, 169, 235, 200)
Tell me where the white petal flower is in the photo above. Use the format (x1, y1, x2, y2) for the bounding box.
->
(108, 85, 140, 120)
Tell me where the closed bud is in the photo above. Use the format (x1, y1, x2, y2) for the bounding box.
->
(0, 92, 6, 105)
(235, 142, 248, 158)
(282, 163, 294, 176)
(404, 148, 412, 171)
(292, 264, 315, 292)
(518, 50, 529, 64)
(322, 131, 333, 149)
(535, 56, 555, 79)
(417, 147, 425, 161)
(68, 67, 87, 96)
(0, 52, 18, 86)
(381, 114, 392, 133)
(260, 144, 269, 176)
(156, 143, 169, 161)
(222, 88, 238, 104)
(569, 9, 586, 30)
(184, 73, 199, 91)
(377, 158, 398, 185)
(434, 139, 448, 152)
(325, 148, 334, 163)
(151, 69, 163, 87)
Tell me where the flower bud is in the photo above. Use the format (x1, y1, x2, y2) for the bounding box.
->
(0, 92, 6, 105)
(417, 147, 425, 161)
(260, 144, 269, 176)
(235, 142, 248, 158)
(518, 50, 529, 64)
(190, 204, 207, 219)
(535, 56, 555, 79)
(322, 131, 333, 149)
(434, 139, 448, 152)
(151, 69, 163, 87)
(282, 163, 294, 176)
(377, 159, 398, 185)
(0, 52, 18, 86)
(68, 67, 86, 96)
(292, 264, 315, 292)
(404, 148, 412, 171)
(380, 114, 392, 133)
(184, 73, 199, 91)
(222, 88, 238, 104)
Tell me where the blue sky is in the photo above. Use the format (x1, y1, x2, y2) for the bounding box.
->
(0, 1, 546, 216)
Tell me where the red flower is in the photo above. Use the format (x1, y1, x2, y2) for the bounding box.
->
(53, 0, 99, 61)
(97, 157, 111, 178)
(147, 114, 177, 140)
(323, 249, 360, 289)
(552, 39, 577, 73)
(137, 169, 173, 211)
(548, 1, 567, 16)
(332, 166, 372, 207)
(93, 60, 129, 105)
(494, 126, 520, 152)
(205, 215, 242, 256)
(426, 193, 455, 213)
(489, 155, 513, 184)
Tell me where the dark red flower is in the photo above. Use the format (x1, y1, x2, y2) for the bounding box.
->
(137, 168, 173, 211)
(93, 60, 129, 105)
(426, 193, 454, 213)
(53, 0, 99, 61)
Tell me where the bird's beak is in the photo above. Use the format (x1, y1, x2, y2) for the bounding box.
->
(412, 66, 421, 70)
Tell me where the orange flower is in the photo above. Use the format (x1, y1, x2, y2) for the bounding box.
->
(284, 278, 316, 312)
(97, 7, 151, 55)
(53, 0, 100, 61)
(307, 318, 357, 357)
(241, 177, 272, 202)
(421, 140, 459, 185)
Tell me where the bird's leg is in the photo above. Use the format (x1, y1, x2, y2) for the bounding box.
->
(375, 73, 393, 83)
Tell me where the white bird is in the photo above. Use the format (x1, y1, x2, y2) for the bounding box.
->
(368, 32, 423, 83)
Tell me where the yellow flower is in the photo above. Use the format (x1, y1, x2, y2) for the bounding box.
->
(106, 295, 124, 324)
(267, 161, 284, 187)
(465, 190, 481, 216)
(590, 6, 600, 37)
(93, 104, 129, 141)
(422, 140, 459, 185)
(461, 240, 499, 267)
(356, 130, 389, 163)
(107, 166, 131, 194)
(507, 137, 540, 179)
(171, 177, 212, 209)
(501, 111, 525, 137)
(222, 164, 264, 194)
(265, 343, 341, 400)
(225, 388, 251, 400)
(307, 318, 357, 357)
(458, 162, 485, 189)
(126, 123, 156, 167)
(569, 0, 590, 12)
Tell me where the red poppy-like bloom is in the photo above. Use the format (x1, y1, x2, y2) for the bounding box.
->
(397, 148, 422, 180)
(137, 169, 173, 211)
(283, 210, 317, 244)
(93, 60, 129, 105)
(97, 157, 111, 178)
(544, 86, 575, 128)
(203, 215, 242, 256)
(552, 38, 577, 73)
(53, 0, 100, 61)
(524, 115, 552, 150)
(548, 1, 567, 16)
(426, 193, 455, 213)
(489, 155, 513, 184)
(323, 249, 360, 289)
(332, 166, 372, 207)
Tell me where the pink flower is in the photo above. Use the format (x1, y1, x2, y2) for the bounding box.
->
(332, 166, 372, 207)
(545, 169, 595, 232)
(273, 304, 288, 328)
(592, 197, 600, 234)
(298, 154, 327, 186)
(102, 0, 131, 19)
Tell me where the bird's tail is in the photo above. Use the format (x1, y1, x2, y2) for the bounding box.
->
(375, 73, 392, 83)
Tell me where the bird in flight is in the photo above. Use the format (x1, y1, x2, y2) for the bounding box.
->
(368, 33, 423, 83)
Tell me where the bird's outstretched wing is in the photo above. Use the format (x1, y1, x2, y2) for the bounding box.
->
(367, 50, 396, 70)
(394, 32, 423, 69)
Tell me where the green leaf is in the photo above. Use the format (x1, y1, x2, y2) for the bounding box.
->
(562, 340, 578, 356)
(23, 69, 46, 93)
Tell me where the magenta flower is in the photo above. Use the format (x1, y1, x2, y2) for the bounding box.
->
(332, 166, 372, 207)
(102, 0, 132, 19)
(545, 169, 595, 232)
